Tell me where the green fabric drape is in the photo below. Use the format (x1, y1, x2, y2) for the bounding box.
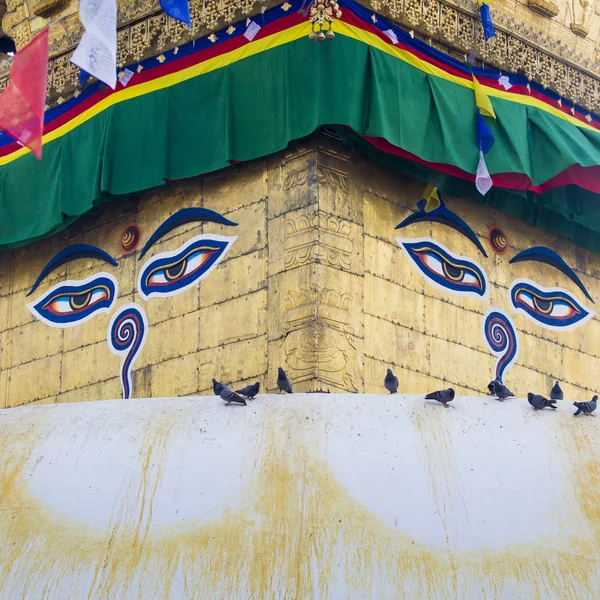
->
(1, 35, 600, 250)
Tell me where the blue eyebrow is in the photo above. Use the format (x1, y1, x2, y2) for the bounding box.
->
(395, 193, 487, 257)
(509, 246, 594, 304)
(139, 207, 238, 260)
(27, 244, 118, 296)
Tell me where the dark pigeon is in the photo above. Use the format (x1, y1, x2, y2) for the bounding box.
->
(425, 388, 455, 408)
(384, 369, 399, 394)
(488, 379, 515, 402)
(573, 395, 597, 417)
(277, 367, 293, 393)
(550, 381, 564, 401)
(213, 379, 247, 406)
(236, 382, 260, 399)
(528, 392, 557, 411)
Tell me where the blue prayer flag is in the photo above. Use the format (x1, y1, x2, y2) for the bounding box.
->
(160, 0, 192, 27)
(477, 109, 495, 154)
(479, 3, 496, 42)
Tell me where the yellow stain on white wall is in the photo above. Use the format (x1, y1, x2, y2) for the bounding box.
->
(0, 395, 599, 599)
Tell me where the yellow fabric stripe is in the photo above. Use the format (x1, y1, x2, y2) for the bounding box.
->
(335, 21, 597, 133)
(1, 17, 596, 166)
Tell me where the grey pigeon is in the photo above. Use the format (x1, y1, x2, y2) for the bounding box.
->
(277, 367, 293, 393)
(236, 382, 260, 399)
(528, 392, 557, 411)
(488, 379, 515, 402)
(425, 388, 455, 408)
(213, 379, 247, 406)
(573, 395, 597, 417)
(550, 381, 564, 401)
(384, 369, 399, 394)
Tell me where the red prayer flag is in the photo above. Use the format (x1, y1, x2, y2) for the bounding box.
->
(0, 29, 49, 160)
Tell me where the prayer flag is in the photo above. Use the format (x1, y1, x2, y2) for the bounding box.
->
(71, 0, 117, 89)
(159, 0, 192, 27)
(477, 109, 495, 154)
(421, 184, 441, 212)
(476, 151, 493, 195)
(477, 0, 496, 42)
(0, 29, 49, 160)
(472, 74, 496, 119)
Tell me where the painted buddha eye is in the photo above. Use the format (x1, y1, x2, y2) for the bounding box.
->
(27, 274, 118, 327)
(138, 234, 236, 300)
(397, 237, 487, 298)
(509, 279, 594, 330)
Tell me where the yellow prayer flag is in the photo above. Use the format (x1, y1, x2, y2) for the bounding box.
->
(472, 74, 496, 119)
(421, 184, 441, 212)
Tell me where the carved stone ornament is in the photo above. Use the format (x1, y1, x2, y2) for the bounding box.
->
(33, 0, 68, 18)
(528, 0, 560, 17)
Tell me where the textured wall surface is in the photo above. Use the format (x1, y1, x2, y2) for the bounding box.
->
(0, 394, 599, 599)
(0, 135, 599, 406)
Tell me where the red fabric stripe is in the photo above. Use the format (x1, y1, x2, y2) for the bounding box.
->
(363, 134, 600, 194)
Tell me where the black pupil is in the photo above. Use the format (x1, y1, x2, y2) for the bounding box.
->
(444, 263, 463, 279)
(165, 260, 187, 280)
(69, 292, 92, 310)
(534, 297, 552, 313)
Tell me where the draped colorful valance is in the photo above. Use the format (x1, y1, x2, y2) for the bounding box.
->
(1, 0, 600, 250)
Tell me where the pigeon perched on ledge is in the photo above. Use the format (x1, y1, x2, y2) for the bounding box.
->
(237, 382, 260, 399)
(488, 379, 515, 402)
(277, 367, 293, 394)
(212, 379, 247, 406)
(573, 395, 597, 417)
(528, 393, 557, 411)
(550, 381, 564, 401)
(425, 388, 455, 408)
(384, 369, 399, 394)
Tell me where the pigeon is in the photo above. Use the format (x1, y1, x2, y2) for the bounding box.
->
(212, 378, 220, 395)
(528, 392, 557, 411)
(384, 369, 399, 394)
(573, 395, 597, 417)
(277, 367, 293, 394)
(213, 379, 247, 406)
(425, 388, 455, 408)
(236, 382, 260, 399)
(488, 379, 515, 402)
(550, 381, 564, 401)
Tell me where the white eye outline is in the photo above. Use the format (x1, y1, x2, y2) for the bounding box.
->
(508, 278, 595, 331)
(26, 273, 118, 328)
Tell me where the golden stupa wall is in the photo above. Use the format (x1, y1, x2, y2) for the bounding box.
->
(0, 135, 599, 407)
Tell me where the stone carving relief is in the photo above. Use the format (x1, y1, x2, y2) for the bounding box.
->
(283, 287, 357, 391)
(31, 0, 67, 18)
(528, 0, 560, 18)
(570, 0, 596, 37)
(283, 210, 353, 271)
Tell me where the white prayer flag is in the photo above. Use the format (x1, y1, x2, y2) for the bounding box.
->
(119, 68, 134, 87)
(71, 0, 117, 89)
(244, 21, 261, 41)
(476, 151, 493, 196)
(498, 75, 512, 90)
(383, 29, 398, 45)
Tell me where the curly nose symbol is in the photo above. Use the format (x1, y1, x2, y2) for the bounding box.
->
(483, 309, 520, 382)
(107, 303, 148, 400)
